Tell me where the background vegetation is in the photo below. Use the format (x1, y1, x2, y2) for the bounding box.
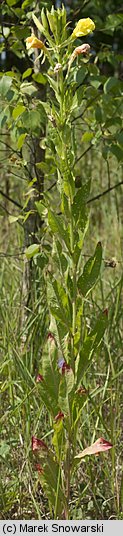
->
(0, 0, 123, 520)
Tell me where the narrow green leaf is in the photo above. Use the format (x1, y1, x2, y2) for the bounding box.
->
(47, 279, 71, 329)
(76, 310, 108, 386)
(58, 369, 74, 414)
(32, 13, 44, 34)
(48, 210, 70, 252)
(52, 420, 64, 461)
(78, 242, 102, 297)
(40, 455, 66, 515)
(72, 181, 90, 223)
(41, 339, 60, 415)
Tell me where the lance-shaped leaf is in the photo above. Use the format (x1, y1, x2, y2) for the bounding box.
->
(36, 376, 57, 416)
(72, 387, 88, 429)
(47, 278, 71, 329)
(39, 337, 60, 415)
(78, 242, 102, 297)
(39, 455, 67, 517)
(76, 309, 108, 386)
(58, 367, 74, 414)
(75, 437, 113, 459)
(46, 75, 61, 102)
(63, 171, 75, 199)
(59, 370, 74, 413)
(72, 180, 90, 236)
(32, 13, 44, 34)
(32, 436, 66, 516)
(48, 210, 70, 252)
(72, 181, 90, 224)
(72, 182, 90, 262)
(52, 417, 64, 461)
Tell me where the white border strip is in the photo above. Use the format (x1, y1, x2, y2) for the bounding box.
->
(0, 520, 123, 536)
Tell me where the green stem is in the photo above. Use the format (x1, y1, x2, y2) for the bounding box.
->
(68, 196, 74, 253)
(73, 265, 77, 338)
(54, 434, 63, 518)
(57, 51, 77, 519)
(65, 434, 71, 519)
(68, 196, 77, 373)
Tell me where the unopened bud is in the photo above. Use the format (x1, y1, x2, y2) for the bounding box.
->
(54, 63, 62, 73)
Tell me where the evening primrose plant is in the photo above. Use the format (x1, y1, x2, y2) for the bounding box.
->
(25, 6, 112, 519)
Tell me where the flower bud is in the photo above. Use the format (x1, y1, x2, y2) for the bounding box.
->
(54, 63, 62, 74)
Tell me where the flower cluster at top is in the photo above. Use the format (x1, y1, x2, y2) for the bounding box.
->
(25, 17, 95, 53)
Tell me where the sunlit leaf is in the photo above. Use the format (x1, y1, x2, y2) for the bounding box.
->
(12, 105, 26, 120)
(17, 133, 27, 149)
(0, 75, 12, 96)
(32, 73, 47, 85)
(25, 244, 40, 259)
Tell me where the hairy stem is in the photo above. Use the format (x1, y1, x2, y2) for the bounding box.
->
(68, 196, 77, 373)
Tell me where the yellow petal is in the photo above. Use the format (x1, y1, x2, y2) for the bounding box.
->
(72, 18, 95, 39)
(26, 35, 45, 50)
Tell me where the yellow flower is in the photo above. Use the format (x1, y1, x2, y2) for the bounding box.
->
(26, 34, 45, 51)
(72, 18, 95, 39)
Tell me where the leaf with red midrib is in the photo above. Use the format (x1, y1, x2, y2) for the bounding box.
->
(75, 437, 113, 459)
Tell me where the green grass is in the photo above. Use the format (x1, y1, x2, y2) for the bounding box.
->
(0, 145, 123, 519)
